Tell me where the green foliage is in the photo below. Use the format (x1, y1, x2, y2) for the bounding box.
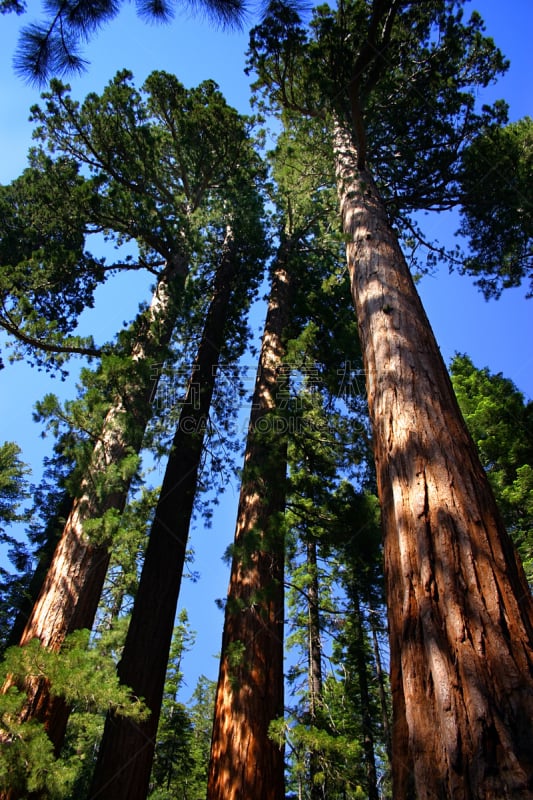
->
(95, 486, 160, 628)
(458, 117, 533, 297)
(451, 353, 533, 581)
(0, 152, 104, 369)
(30, 69, 259, 272)
(0, 687, 69, 798)
(0, 1, 25, 13)
(2, 630, 148, 715)
(0, 630, 148, 797)
(270, 715, 365, 799)
(2, 6, 528, 798)
(2, 68, 265, 373)
(34, 373, 145, 516)
(0, 442, 31, 652)
(282, 278, 388, 798)
(12, 0, 246, 85)
(148, 617, 216, 799)
(225, 639, 247, 677)
(247, 0, 511, 277)
(0, 442, 30, 532)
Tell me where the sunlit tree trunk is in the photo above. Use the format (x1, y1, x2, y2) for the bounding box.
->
(88, 228, 240, 800)
(0, 255, 188, 767)
(334, 119, 533, 800)
(206, 244, 292, 800)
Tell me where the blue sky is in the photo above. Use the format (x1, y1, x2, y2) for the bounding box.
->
(0, 0, 532, 695)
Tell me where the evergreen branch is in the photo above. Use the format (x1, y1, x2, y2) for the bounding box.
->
(347, 0, 403, 169)
(0, 304, 102, 359)
(285, 577, 351, 657)
(396, 213, 464, 269)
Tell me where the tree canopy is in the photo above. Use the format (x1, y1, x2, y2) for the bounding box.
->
(1, 2, 532, 799)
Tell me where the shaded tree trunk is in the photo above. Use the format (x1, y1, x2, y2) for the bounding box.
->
(88, 228, 240, 800)
(206, 244, 292, 800)
(307, 536, 324, 800)
(334, 119, 533, 800)
(369, 606, 392, 766)
(307, 537, 322, 721)
(351, 587, 379, 800)
(0, 255, 188, 766)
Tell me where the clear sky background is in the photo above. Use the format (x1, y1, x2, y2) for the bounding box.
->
(0, 0, 532, 697)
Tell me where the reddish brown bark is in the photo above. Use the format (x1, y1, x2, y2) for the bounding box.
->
(206, 247, 292, 800)
(88, 228, 240, 800)
(0, 256, 187, 767)
(334, 120, 533, 800)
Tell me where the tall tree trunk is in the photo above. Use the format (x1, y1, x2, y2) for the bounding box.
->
(0, 255, 188, 766)
(334, 120, 533, 800)
(351, 587, 379, 800)
(206, 244, 292, 800)
(88, 228, 240, 800)
(369, 606, 392, 766)
(307, 536, 324, 800)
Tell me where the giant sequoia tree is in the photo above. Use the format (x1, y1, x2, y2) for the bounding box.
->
(248, 2, 533, 797)
(206, 122, 354, 800)
(0, 70, 258, 772)
(88, 163, 268, 800)
(206, 236, 292, 800)
(2, 1, 532, 797)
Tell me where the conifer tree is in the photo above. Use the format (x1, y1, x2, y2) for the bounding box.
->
(0, 443, 31, 652)
(89, 173, 267, 798)
(146, 618, 216, 799)
(0, 154, 104, 370)
(281, 296, 387, 799)
(457, 116, 533, 298)
(207, 236, 292, 800)
(3, 444, 76, 654)
(7, 0, 247, 85)
(248, 2, 533, 796)
(1, 71, 258, 776)
(450, 354, 533, 582)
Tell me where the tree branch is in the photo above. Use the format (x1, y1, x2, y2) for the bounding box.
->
(0, 305, 102, 359)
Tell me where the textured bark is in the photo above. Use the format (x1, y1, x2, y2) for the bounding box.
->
(206, 248, 291, 800)
(88, 229, 239, 800)
(334, 120, 533, 800)
(0, 256, 188, 768)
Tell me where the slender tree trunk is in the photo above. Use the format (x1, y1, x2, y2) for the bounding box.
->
(307, 538, 322, 720)
(88, 228, 240, 800)
(0, 255, 188, 767)
(351, 587, 379, 800)
(369, 607, 392, 765)
(334, 119, 533, 800)
(206, 244, 292, 800)
(307, 536, 324, 800)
